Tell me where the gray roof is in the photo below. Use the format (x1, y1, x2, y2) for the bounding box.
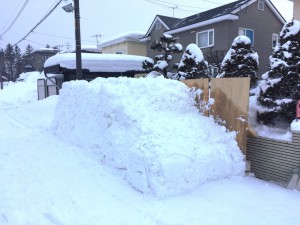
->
(171, 0, 252, 30)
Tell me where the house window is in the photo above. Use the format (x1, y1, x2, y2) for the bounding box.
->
(156, 21, 161, 30)
(116, 51, 123, 54)
(197, 29, 214, 48)
(258, 0, 264, 11)
(272, 33, 279, 49)
(238, 28, 254, 46)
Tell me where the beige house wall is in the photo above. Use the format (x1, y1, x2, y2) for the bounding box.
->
(127, 42, 147, 56)
(101, 42, 127, 54)
(294, 0, 300, 20)
(101, 42, 146, 56)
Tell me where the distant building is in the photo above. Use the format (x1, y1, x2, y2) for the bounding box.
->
(289, 0, 299, 20)
(30, 48, 59, 72)
(99, 32, 146, 56)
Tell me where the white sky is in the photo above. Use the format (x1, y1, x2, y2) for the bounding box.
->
(0, 0, 293, 51)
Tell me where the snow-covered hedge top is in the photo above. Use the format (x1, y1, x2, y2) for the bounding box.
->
(232, 35, 251, 47)
(44, 53, 153, 73)
(280, 20, 300, 39)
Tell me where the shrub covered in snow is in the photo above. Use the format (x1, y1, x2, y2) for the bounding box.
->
(257, 20, 300, 126)
(175, 43, 208, 80)
(220, 36, 259, 87)
(143, 34, 182, 78)
(52, 77, 245, 197)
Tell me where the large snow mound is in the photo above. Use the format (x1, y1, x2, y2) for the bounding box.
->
(52, 77, 245, 197)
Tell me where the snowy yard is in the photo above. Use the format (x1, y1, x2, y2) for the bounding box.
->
(0, 73, 300, 225)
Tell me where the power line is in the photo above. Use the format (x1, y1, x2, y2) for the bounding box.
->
(14, 0, 64, 45)
(0, 0, 30, 37)
(144, 0, 199, 13)
(32, 31, 95, 43)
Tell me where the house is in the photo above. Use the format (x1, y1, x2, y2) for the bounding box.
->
(99, 32, 147, 56)
(289, 0, 300, 20)
(141, 0, 286, 76)
(30, 48, 59, 72)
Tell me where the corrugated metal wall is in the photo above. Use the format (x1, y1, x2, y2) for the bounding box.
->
(247, 132, 300, 185)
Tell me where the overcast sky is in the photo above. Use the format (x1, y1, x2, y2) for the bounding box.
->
(0, 0, 293, 51)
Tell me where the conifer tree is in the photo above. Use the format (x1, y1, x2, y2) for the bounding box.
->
(220, 36, 259, 87)
(14, 45, 23, 80)
(4, 43, 15, 81)
(175, 43, 208, 80)
(257, 20, 300, 125)
(143, 34, 182, 78)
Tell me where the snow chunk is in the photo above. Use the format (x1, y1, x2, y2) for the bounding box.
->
(52, 77, 245, 197)
(291, 119, 300, 132)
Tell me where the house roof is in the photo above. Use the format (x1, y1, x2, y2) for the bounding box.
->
(172, 0, 252, 30)
(142, 0, 286, 38)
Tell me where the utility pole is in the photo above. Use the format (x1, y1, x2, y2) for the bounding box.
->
(92, 34, 101, 48)
(74, 0, 82, 80)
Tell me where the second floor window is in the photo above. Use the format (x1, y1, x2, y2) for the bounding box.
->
(238, 28, 254, 46)
(272, 33, 279, 49)
(156, 21, 161, 30)
(197, 29, 214, 48)
(258, 0, 265, 11)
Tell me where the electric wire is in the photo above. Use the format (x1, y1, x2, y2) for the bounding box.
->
(32, 31, 94, 43)
(14, 0, 63, 45)
(0, 0, 30, 37)
(144, 0, 199, 13)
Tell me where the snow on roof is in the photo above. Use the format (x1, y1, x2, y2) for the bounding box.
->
(98, 31, 145, 48)
(44, 53, 153, 73)
(59, 45, 101, 54)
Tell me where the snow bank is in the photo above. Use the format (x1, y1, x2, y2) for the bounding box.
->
(0, 72, 45, 108)
(52, 77, 245, 197)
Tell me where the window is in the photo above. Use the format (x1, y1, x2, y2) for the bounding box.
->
(156, 21, 161, 30)
(272, 33, 279, 49)
(197, 29, 214, 48)
(238, 28, 254, 46)
(258, 0, 264, 11)
(116, 51, 123, 54)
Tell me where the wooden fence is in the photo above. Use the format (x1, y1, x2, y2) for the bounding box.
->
(247, 132, 300, 185)
(182, 77, 250, 155)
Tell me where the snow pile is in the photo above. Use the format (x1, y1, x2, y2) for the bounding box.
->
(0, 72, 44, 108)
(52, 77, 245, 197)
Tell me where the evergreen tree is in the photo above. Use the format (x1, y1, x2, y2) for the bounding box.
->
(257, 20, 300, 126)
(14, 45, 23, 80)
(4, 43, 15, 81)
(220, 36, 259, 87)
(23, 44, 34, 67)
(175, 43, 208, 80)
(143, 34, 182, 78)
(0, 49, 5, 89)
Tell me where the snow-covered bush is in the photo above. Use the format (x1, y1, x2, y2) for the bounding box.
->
(143, 34, 182, 78)
(257, 20, 300, 126)
(220, 36, 259, 87)
(175, 43, 208, 80)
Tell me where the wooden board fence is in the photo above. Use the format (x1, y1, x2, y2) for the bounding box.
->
(182, 77, 250, 155)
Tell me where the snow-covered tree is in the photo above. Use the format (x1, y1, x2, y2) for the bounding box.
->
(14, 45, 24, 81)
(257, 20, 300, 126)
(220, 36, 259, 87)
(175, 43, 208, 80)
(143, 34, 182, 78)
